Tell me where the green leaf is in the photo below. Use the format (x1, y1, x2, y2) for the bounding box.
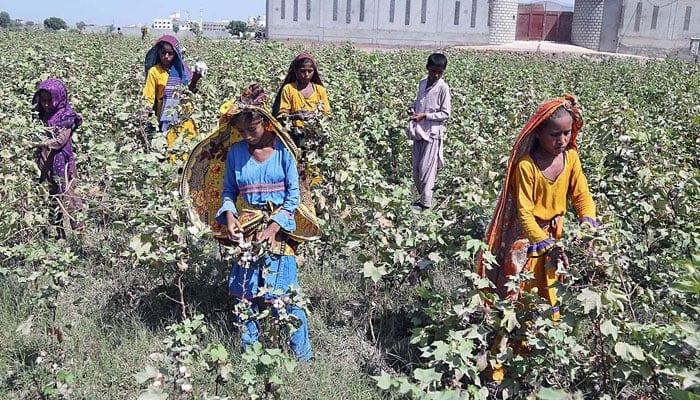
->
(133, 365, 158, 384)
(614, 341, 646, 361)
(259, 354, 273, 365)
(362, 261, 387, 283)
(599, 319, 619, 340)
(413, 367, 442, 383)
(670, 389, 700, 400)
(372, 371, 396, 390)
(208, 344, 228, 362)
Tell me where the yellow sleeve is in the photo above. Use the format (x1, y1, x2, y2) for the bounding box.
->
(567, 150, 598, 224)
(143, 67, 158, 107)
(514, 158, 550, 245)
(278, 84, 295, 115)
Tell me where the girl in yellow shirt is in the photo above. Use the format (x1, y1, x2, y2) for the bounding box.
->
(478, 95, 599, 382)
(143, 35, 203, 148)
(271, 53, 331, 143)
(480, 94, 598, 311)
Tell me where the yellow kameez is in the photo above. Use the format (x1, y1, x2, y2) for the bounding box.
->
(513, 149, 597, 309)
(277, 83, 331, 127)
(143, 65, 198, 149)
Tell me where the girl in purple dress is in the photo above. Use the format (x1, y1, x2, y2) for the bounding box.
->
(30, 78, 84, 239)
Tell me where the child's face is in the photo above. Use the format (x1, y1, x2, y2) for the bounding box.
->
(236, 118, 266, 146)
(535, 114, 573, 156)
(38, 91, 52, 113)
(427, 65, 445, 84)
(294, 61, 315, 84)
(158, 43, 175, 68)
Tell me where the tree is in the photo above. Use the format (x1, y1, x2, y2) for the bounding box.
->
(227, 20, 247, 37)
(76, 21, 86, 31)
(172, 22, 180, 34)
(190, 21, 201, 36)
(43, 17, 67, 31)
(107, 24, 115, 34)
(0, 11, 11, 28)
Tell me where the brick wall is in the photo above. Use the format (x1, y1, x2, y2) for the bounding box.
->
(571, 0, 604, 49)
(489, 0, 518, 44)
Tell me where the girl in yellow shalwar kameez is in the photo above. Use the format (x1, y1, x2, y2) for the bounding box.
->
(478, 95, 599, 382)
(143, 35, 202, 149)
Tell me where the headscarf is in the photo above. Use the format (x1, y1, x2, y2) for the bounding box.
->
(33, 78, 83, 132)
(144, 35, 192, 130)
(477, 94, 583, 290)
(271, 52, 324, 117)
(221, 85, 298, 160)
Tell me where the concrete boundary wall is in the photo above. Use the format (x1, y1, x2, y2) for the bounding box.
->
(267, 0, 491, 46)
(266, 0, 700, 57)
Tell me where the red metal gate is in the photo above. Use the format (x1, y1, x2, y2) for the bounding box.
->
(516, 4, 572, 42)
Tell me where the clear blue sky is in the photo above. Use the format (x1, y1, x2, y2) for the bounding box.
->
(3, 0, 266, 27)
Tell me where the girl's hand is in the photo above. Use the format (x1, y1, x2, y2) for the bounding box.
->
(548, 246, 570, 269)
(257, 221, 281, 245)
(226, 211, 243, 242)
(410, 112, 427, 122)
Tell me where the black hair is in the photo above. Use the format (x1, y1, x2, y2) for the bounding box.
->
(427, 53, 448, 69)
(231, 109, 266, 126)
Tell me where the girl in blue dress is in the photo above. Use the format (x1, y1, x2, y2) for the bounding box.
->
(214, 94, 312, 362)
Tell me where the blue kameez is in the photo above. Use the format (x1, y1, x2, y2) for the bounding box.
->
(215, 138, 312, 362)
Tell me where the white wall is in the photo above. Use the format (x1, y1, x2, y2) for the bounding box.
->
(267, 0, 490, 46)
(617, 0, 700, 52)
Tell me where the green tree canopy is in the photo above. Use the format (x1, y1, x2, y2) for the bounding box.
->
(227, 20, 247, 37)
(0, 11, 11, 28)
(172, 22, 180, 34)
(43, 17, 67, 31)
(76, 21, 86, 30)
(190, 21, 201, 36)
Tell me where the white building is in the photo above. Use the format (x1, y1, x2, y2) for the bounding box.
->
(266, 0, 700, 57)
(152, 19, 173, 30)
(265, 0, 492, 46)
(152, 11, 229, 35)
(202, 20, 230, 33)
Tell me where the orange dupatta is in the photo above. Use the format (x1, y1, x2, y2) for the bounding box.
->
(477, 94, 583, 298)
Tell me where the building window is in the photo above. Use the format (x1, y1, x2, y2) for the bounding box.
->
(471, 0, 477, 28)
(281, 0, 286, 19)
(634, 2, 642, 32)
(405, 0, 411, 25)
(454, 1, 461, 25)
(360, 0, 366, 22)
(421, 0, 427, 23)
(333, 0, 338, 21)
(684, 6, 692, 31)
(307, 0, 312, 20)
(294, 0, 299, 21)
(390, 0, 395, 23)
(651, 5, 658, 29)
(347, 0, 352, 23)
(487, 0, 493, 27)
